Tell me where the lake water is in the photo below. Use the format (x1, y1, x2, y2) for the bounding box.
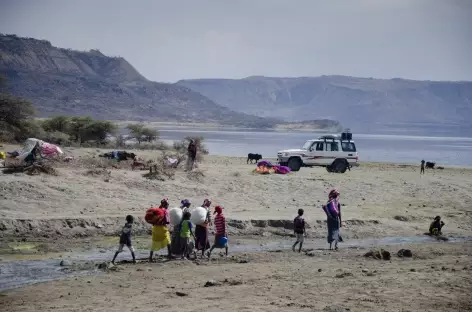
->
(157, 128, 472, 166)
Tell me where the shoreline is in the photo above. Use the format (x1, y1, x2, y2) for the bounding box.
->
(112, 120, 340, 132)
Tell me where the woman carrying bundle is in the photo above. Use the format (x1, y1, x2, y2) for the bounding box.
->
(147, 199, 172, 261)
(322, 189, 343, 250)
(170, 199, 192, 255)
(195, 199, 212, 258)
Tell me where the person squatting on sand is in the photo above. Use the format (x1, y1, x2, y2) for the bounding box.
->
(195, 199, 212, 258)
(208, 205, 228, 258)
(112, 215, 136, 264)
(323, 189, 343, 250)
(292, 209, 306, 253)
(148, 199, 172, 261)
(429, 216, 445, 236)
(179, 211, 196, 260)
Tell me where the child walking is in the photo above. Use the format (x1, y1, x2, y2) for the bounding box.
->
(112, 215, 136, 264)
(208, 205, 228, 258)
(292, 209, 306, 253)
(180, 211, 196, 260)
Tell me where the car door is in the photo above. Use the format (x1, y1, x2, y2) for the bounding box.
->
(306, 141, 324, 165)
(323, 141, 339, 165)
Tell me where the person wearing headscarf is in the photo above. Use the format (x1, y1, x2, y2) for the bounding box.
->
(195, 199, 212, 258)
(170, 199, 192, 255)
(322, 189, 343, 250)
(208, 205, 228, 258)
(149, 199, 172, 261)
(180, 199, 191, 213)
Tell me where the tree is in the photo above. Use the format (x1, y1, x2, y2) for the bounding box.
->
(68, 116, 94, 143)
(126, 123, 144, 144)
(126, 123, 158, 144)
(141, 127, 159, 142)
(84, 120, 116, 143)
(0, 76, 37, 142)
(41, 115, 70, 133)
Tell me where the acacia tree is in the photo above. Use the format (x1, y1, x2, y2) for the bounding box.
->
(41, 115, 70, 133)
(127, 123, 159, 144)
(141, 127, 159, 142)
(0, 75, 37, 142)
(126, 123, 144, 144)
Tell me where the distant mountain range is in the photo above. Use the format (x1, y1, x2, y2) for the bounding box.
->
(178, 75, 472, 132)
(0, 34, 280, 128)
(1, 34, 470, 133)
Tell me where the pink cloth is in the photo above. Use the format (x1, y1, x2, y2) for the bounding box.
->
(326, 199, 339, 216)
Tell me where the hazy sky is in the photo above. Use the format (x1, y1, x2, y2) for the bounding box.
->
(1, 0, 471, 82)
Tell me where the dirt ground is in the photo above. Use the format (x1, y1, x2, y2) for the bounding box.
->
(1, 145, 472, 241)
(1, 242, 471, 312)
(1, 145, 472, 311)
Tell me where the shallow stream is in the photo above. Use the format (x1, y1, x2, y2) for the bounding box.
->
(1, 235, 471, 292)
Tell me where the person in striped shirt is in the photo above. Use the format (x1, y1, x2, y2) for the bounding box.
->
(208, 205, 228, 258)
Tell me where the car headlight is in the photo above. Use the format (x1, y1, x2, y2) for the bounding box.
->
(283, 153, 288, 156)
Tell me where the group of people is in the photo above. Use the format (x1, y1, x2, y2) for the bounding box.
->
(112, 198, 228, 264)
(112, 188, 445, 264)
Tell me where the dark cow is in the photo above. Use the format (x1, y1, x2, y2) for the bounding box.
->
(247, 153, 262, 164)
(425, 161, 436, 169)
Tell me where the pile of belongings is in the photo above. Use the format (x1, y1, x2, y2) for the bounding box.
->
(98, 151, 136, 161)
(254, 160, 291, 175)
(8, 138, 63, 163)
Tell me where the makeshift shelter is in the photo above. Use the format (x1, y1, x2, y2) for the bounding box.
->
(16, 138, 63, 162)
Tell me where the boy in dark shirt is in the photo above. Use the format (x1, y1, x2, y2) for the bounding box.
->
(112, 215, 136, 264)
(420, 160, 425, 175)
(292, 209, 306, 253)
(429, 216, 445, 236)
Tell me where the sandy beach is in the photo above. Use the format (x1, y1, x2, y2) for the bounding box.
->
(1, 145, 472, 311)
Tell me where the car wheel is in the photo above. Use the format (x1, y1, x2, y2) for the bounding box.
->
(287, 157, 302, 172)
(333, 159, 347, 173)
(326, 165, 333, 173)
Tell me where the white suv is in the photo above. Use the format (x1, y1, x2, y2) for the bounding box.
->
(277, 132, 359, 173)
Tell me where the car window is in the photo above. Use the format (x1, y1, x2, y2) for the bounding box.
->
(315, 142, 324, 151)
(328, 142, 339, 151)
(302, 141, 313, 150)
(341, 142, 356, 152)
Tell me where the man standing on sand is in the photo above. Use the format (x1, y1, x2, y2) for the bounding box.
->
(420, 160, 425, 175)
(186, 139, 197, 171)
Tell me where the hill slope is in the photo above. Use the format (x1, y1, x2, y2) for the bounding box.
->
(0, 34, 275, 127)
(178, 75, 472, 132)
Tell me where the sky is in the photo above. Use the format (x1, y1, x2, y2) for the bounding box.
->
(1, 0, 471, 82)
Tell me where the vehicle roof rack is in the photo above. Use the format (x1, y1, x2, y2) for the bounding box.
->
(319, 134, 339, 141)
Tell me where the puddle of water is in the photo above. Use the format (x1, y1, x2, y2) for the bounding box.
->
(8, 242, 39, 251)
(1, 235, 470, 292)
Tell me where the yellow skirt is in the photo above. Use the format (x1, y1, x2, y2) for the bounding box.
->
(151, 225, 171, 251)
